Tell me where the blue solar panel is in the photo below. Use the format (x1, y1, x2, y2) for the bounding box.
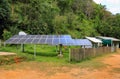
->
(39, 38, 46, 44)
(12, 35, 24, 39)
(24, 35, 31, 38)
(59, 35, 65, 38)
(66, 39, 74, 45)
(19, 35, 25, 38)
(53, 38, 59, 45)
(32, 39, 39, 44)
(47, 35, 53, 38)
(53, 35, 59, 38)
(41, 35, 47, 38)
(12, 39, 20, 43)
(5, 39, 13, 43)
(25, 39, 33, 43)
(5, 35, 74, 45)
(35, 35, 41, 38)
(60, 39, 66, 44)
(64, 35, 71, 38)
(30, 35, 36, 38)
(19, 39, 26, 43)
(46, 39, 52, 44)
(11, 35, 18, 38)
(72, 39, 92, 47)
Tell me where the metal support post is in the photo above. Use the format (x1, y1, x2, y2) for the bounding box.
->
(21, 44, 25, 52)
(34, 44, 36, 57)
(58, 44, 63, 57)
(56, 45, 58, 53)
(4, 42, 6, 47)
(16, 44, 18, 53)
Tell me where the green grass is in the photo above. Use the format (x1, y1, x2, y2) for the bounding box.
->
(0, 44, 70, 63)
(0, 44, 110, 70)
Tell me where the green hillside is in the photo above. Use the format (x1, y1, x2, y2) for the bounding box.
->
(0, 0, 120, 39)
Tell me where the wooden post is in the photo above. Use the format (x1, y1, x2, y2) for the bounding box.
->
(0, 39, 1, 47)
(116, 43, 119, 52)
(93, 44, 96, 56)
(83, 45, 85, 59)
(69, 46, 71, 62)
(111, 41, 113, 52)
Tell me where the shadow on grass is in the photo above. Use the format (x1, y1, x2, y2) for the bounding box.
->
(23, 51, 58, 57)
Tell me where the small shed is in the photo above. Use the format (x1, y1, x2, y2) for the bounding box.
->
(86, 37, 102, 48)
(97, 36, 120, 52)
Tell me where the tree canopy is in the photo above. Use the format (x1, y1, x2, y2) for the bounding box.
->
(0, 0, 10, 38)
(0, 0, 120, 39)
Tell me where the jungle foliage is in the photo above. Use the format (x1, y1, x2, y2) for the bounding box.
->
(0, 0, 120, 39)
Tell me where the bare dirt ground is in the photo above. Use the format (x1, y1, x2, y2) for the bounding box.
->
(0, 52, 16, 56)
(0, 51, 120, 79)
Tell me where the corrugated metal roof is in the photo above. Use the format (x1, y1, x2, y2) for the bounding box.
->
(86, 37, 102, 43)
(97, 36, 120, 41)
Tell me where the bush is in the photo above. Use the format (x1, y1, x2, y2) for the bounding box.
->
(0, 55, 34, 65)
(0, 56, 15, 65)
(2, 29, 12, 40)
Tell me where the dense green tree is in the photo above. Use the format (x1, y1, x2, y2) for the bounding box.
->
(57, 0, 73, 15)
(25, 0, 59, 34)
(0, 0, 10, 38)
(108, 14, 120, 38)
(1, 0, 120, 39)
(53, 15, 68, 34)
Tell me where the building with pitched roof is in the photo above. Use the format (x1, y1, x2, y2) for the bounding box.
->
(85, 37, 102, 48)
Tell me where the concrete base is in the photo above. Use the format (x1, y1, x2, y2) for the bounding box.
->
(58, 54, 63, 58)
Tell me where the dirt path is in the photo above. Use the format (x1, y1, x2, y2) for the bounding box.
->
(0, 53, 120, 79)
(82, 53, 120, 79)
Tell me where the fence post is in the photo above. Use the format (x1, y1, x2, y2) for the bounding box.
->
(0, 39, 1, 47)
(69, 46, 71, 62)
(83, 46, 85, 59)
(93, 44, 96, 57)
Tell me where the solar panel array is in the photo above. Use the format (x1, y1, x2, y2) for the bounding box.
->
(5, 35, 74, 45)
(5, 35, 93, 47)
(72, 39, 92, 46)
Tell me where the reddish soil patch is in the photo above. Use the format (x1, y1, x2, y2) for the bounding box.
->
(0, 52, 120, 79)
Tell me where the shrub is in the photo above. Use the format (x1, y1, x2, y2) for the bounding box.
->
(2, 29, 12, 40)
(0, 55, 34, 65)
